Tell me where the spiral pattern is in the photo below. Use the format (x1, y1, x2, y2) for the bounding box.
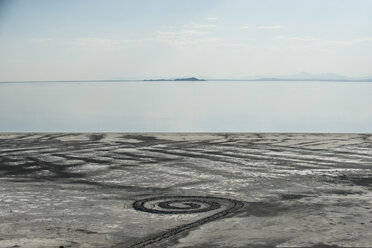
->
(133, 196, 222, 214)
(129, 196, 244, 248)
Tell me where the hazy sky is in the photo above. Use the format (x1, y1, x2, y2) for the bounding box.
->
(0, 0, 371, 81)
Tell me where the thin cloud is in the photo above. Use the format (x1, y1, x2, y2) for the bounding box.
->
(156, 30, 207, 38)
(67, 37, 121, 48)
(239, 26, 250, 30)
(257, 25, 284, 30)
(63, 30, 215, 49)
(356, 37, 372, 42)
(29, 38, 53, 42)
(206, 17, 218, 21)
(277, 35, 372, 46)
(150, 28, 228, 49)
(154, 30, 210, 46)
(63, 37, 151, 50)
(277, 35, 320, 41)
(192, 24, 217, 29)
(318, 37, 372, 46)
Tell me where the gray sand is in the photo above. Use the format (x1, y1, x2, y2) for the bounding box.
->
(0, 133, 371, 248)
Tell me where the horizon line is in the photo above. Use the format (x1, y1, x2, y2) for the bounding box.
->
(2, 78, 372, 83)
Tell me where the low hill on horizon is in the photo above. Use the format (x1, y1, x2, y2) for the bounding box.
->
(144, 77, 206, 81)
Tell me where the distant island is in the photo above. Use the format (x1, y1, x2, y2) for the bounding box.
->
(144, 77, 206, 82)
(142, 73, 372, 82)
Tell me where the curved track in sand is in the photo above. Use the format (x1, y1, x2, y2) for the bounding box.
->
(130, 196, 244, 248)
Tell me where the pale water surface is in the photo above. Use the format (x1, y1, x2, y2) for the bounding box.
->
(0, 81, 371, 132)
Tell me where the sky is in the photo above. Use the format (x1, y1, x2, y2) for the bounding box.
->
(0, 0, 372, 81)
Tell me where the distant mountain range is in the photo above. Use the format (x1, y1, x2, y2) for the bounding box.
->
(230, 72, 372, 82)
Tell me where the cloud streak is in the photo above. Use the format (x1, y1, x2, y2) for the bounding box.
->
(277, 35, 372, 46)
(257, 25, 284, 30)
(191, 24, 217, 29)
(154, 30, 219, 47)
(276, 35, 321, 42)
(239, 26, 250, 30)
(29, 38, 53, 42)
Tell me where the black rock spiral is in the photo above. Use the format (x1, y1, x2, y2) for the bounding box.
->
(129, 196, 244, 248)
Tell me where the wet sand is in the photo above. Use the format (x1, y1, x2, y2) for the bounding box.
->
(0, 133, 371, 248)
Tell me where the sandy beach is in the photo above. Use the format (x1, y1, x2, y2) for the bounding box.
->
(0, 133, 371, 248)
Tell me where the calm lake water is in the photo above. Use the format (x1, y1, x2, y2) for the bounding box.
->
(0, 81, 371, 132)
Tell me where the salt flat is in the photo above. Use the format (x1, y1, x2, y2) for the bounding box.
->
(0, 133, 371, 248)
